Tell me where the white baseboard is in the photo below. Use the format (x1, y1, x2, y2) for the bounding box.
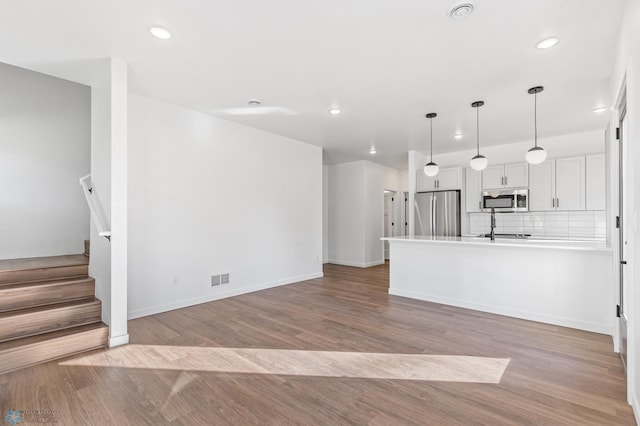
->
(388, 288, 611, 335)
(327, 259, 385, 268)
(109, 333, 129, 347)
(127, 272, 323, 320)
(632, 392, 640, 426)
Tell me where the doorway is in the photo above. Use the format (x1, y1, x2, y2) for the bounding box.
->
(618, 94, 628, 370)
(383, 191, 396, 260)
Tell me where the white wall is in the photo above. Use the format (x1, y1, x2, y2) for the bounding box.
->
(327, 160, 401, 267)
(323, 165, 329, 263)
(127, 94, 323, 318)
(364, 163, 385, 265)
(327, 162, 366, 266)
(609, 0, 640, 419)
(0, 62, 90, 259)
(90, 74, 112, 325)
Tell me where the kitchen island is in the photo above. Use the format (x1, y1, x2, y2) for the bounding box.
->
(382, 236, 613, 334)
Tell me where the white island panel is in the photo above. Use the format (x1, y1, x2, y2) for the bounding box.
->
(387, 238, 613, 334)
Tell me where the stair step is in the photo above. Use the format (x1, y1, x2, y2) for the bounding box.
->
(84, 240, 90, 257)
(0, 277, 95, 313)
(0, 299, 102, 343)
(0, 323, 108, 375)
(0, 255, 89, 286)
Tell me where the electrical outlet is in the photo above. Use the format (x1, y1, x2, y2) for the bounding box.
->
(221, 273, 230, 285)
(173, 275, 179, 285)
(211, 275, 221, 287)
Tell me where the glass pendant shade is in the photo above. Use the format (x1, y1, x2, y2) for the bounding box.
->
(470, 154, 488, 171)
(526, 146, 547, 165)
(424, 162, 439, 177)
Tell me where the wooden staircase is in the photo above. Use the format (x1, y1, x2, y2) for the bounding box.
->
(0, 249, 108, 375)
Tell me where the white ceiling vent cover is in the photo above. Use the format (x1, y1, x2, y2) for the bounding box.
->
(449, 3, 474, 19)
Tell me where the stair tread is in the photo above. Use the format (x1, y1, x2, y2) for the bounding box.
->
(0, 254, 88, 272)
(0, 276, 93, 291)
(0, 323, 108, 352)
(0, 298, 101, 320)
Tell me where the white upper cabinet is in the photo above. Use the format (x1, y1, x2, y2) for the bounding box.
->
(416, 167, 462, 192)
(529, 161, 556, 211)
(465, 168, 483, 212)
(586, 154, 606, 210)
(482, 163, 528, 189)
(482, 166, 504, 189)
(555, 156, 585, 211)
(529, 156, 585, 211)
(504, 163, 529, 188)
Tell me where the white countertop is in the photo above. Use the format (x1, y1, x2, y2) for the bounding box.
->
(381, 235, 612, 253)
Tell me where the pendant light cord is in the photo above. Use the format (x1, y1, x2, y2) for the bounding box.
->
(534, 92, 538, 148)
(429, 117, 433, 162)
(476, 106, 480, 156)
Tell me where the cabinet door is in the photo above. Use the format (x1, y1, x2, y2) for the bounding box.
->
(556, 156, 585, 211)
(465, 168, 482, 212)
(437, 167, 462, 191)
(529, 161, 555, 211)
(504, 163, 529, 188)
(482, 166, 504, 189)
(416, 171, 436, 192)
(586, 154, 606, 210)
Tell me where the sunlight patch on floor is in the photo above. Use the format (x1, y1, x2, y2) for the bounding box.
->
(60, 345, 510, 383)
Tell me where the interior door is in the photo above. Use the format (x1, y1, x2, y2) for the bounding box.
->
(383, 191, 394, 260)
(404, 192, 409, 236)
(619, 105, 628, 369)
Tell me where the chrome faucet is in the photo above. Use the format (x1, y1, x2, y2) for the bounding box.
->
(490, 208, 496, 241)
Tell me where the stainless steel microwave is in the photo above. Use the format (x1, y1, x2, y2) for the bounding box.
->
(482, 189, 529, 212)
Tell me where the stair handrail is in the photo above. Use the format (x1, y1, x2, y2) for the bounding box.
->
(79, 174, 111, 240)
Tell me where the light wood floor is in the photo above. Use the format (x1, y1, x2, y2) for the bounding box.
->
(0, 263, 635, 425)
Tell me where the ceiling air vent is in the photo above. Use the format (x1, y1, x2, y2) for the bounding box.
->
(449, 3, 474, 19)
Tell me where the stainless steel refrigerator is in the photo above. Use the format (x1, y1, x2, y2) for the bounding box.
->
(414, 190, 461, 237)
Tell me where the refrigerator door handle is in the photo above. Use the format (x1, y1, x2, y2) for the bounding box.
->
(432, 195, 437, 236)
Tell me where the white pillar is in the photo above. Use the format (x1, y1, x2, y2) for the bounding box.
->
(108, 57, 129, 347)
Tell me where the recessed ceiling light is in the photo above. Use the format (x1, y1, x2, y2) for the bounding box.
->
(369, 148, 377, 155)
(454, 133, 464, 140)
(328, 108, 341, 115)
(248, 99, 262, 106)
(592, 106, 608, 113)
(536, 37, 559, 49)
(449, 3, 474, 19)
(150, 27, 171, 40)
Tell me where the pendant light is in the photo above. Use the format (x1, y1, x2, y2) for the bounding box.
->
(470, 101, 488, 171)
(526, 86, 547, 165)
(424, 113, 439, 176)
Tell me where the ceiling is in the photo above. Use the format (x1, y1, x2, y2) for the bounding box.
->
(0, 0, 624, 169)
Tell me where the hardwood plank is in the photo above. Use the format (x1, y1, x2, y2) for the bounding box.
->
(0, 277, 95, 313)
(0, 299, 101, 342)
(0, 254, 88, 285)
(0, 323, 108, 374)
(0, 263, 634, 425)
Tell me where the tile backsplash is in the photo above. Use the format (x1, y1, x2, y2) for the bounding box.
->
(469, 211, 606, 240)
